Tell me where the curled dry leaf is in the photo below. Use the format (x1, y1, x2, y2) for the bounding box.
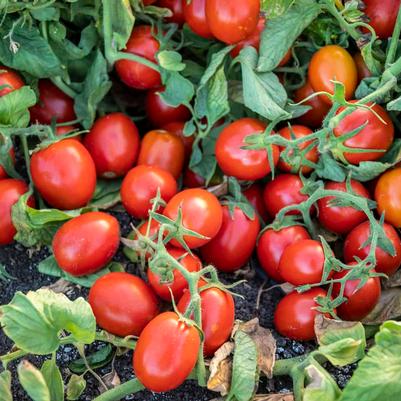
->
(207, 342, 234, 396)
(99, 369, 121, 393)
(207, 180, 229, 197)
(314, 314, 360, 343)
(383, 268, 401, 289)
(362, 288, 401, 325)
(42, 279, 76, 295)
(233, 264, 256, 280)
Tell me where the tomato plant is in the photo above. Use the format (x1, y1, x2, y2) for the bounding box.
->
(0, 66, 24, 97)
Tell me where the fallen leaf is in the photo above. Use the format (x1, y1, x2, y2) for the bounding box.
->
(42, 279, 76, 295)
(254, 394, 294, 401)
(362, 288, 401, 324)
(207, 342, 234, 396)
(314, 315, 360, 343)
(100, 369, 120, 392)
(383, 269, 401, 289)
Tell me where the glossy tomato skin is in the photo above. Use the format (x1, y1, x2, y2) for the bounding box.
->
(353, 53, 371, 81)
(183, 167, 206, 188)
(363, 0, 401, 38)
(178, 285, 235, 356)
(89, 272, 159, 337)
(308, 45, 357, 104)
(30, 139, 96, 210)
(243, 183, 268, 222)
(216, 118, 280, 181)
(146, 88, 191, 127)
(274, 288, 327, 341)
(138, 129, 185, 179)
(30, 80, 76, 124)
(163, 188, 223, 248)
(115, 26, 161, 90)
(183, 0, 214, 39)
(0, 66, 24, 97)
(0, 146, 15, 180)
(230, 17, 265, 58)
(0, 179, 35, 245)
(332, 265, 381, 321)
(344, 221, 401, 276)
(317, 180, 370, 235)
(333, 102, 394, 164)
(147, 246, 201, 301)
(277, 125, 318, 174)
(162, 121, 195, 160)
(53, 212, 120, 276)
(200, 205, 260, 272)
(133, 311, 200, 392)
(206, 0, 260, 45)
(375, 168, 401, 228)
(157, 0, 185, 24)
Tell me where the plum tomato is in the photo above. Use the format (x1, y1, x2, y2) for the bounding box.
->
(343, 220, 401, 276)
(317, 180, 370, 235)
(30, 139, 96, 210)
(0, 145, 15, 180)
(157, 0, 185, 25)
(89, 272, 159, 337)
(363, 0, 401, 38)
(162, 121, 195, 161)
(183, 0, 214, 39)
(353, 53, 371, 81)
(200, 205, 260, 272)
(53, 212, 120, 276)
(183, 167, 206, 188)
(133, 311, 200, 392)
(163, 188, 223, 248)
(0, 66, 24, 97)
(215, 118, 280, 181)
(230, 17, 265, 58)
(243, 183, 269, 222)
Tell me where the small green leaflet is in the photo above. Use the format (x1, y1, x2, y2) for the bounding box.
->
(89, 178, 122, 209)
(66, 374, 86, 401)
(41, 357, 64, 401)
(262, 0, 296, 18)
(0, 371, 12, 401)
(160, 72, 195, 107)
(69, 344, 114, 374)
(157, 50, 186, 72)
(18, 361, 51, 401)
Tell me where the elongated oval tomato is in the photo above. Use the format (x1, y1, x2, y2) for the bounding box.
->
(183, 0, 214, 39)
(162, 121, 195, 161)
(0, 146, 15, 180)
(30, 139, 96, 210)
(53, 212, 120, 276)
(157, 0, 185, 25)
(206, 0, 260, 45)
(216, 118, 280, 180)
(133, 312, 200, 392)
(89, 272, 159, 337)
(363, 0, 401, 38)
(243, 183, 268, 222)
(200, 205, 260, 272)
(163, 188, 223, 248)
(147, 246, 201, 301)
(0, 179, 35, 245)
(178, 285, 235, 356)
(0, 66, 24, 97)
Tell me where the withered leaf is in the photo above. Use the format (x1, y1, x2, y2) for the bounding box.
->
(314, 315, 361, 344)
(362, 288, 401, 325)
(207, 342, 234, 396)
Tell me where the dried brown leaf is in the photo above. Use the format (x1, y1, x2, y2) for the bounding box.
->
(99, 369, 120, 393)
(362, 288, 401, 324)
(383, 269, 401, 289)
(210, 394, 294, 401)
(207, 342, 234, 396)
(314, 315, 359, 343)
(42, 279, 76, 295)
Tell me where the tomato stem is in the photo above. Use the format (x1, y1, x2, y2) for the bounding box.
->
(385, 5, 401, 68)
(92, 378, 145, 401)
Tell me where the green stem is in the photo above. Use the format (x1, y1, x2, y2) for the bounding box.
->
(385, 5, 401, 68)
(93, 378, 145, 401)
(273, 355, 308, 376)
(50, 76, 77, 98)
(114, 52, 160, 72)
(95, 331, 137, 350)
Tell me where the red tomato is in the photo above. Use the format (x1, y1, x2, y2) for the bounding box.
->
(53, 212, 120, 276)
(333, 102, 394, 164)
(200, 205, 260, 272)
(0, 66, 24, 97)
(317, 180, 370, 235)
(163, 188, 223, 248)
(257, 225, 311, 282)
(230, 17, 265, 58)
(55, 125, 78, 136)
(243, 183, 268, 222)
(0, 179, 35, 245)
(183, 0, 214, 39)
(216, 118, 280, 181)
(83, 113, 140, 178)
(89, 272, 159, 337)
(205, 0, 260, 45)
(147, 246, 201, 301)
(353, 53, 371, 81)
(162, 121, 195, 161)
(157, 0, 185, 24)
(332, 264, 381, 321)
(263, 174, 309, 218)
(178, 285, 235, 356)
(133, 312, 200, 392)
(115, 26, 161, 90)
(143, 0, 157, 4)
(30, 80, 76, 124)
(30, 139, 96, 210)
(274, 288, 328, 341)
(363, 0, 401, 38)
(277, 125, 318, 174)
(183, 167, 206, 188)
(308, 45, 357, 104)
(0, 146, 15, 180)
(343, 220, 401, 276)
(146, 88, 191, 127)
(138, 129, 185, 179)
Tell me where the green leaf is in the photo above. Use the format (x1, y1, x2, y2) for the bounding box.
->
(362, 288, 401, 325)
(157, 50, 186, 71)
(18, 361, 50, 401)
(30, 7, 60, 21)
(387, 95, 401, 111)
(161, 72, 195, 107)
(1, 289, 96, 354)
(41, 358, 64, 401)
(69, 344, 114, 374)
(0, 371, 12, 401)
(89, 178, 122, 209)
(262, 0, 296, 18)
(347, 161, 392, 182)
(315, 153, 346, 182)
(66, 374, 86, 401)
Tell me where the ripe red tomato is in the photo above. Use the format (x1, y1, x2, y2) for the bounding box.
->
(257, 225, 311, 282)
(138, 129, 185, 179)
(343, 220, 401, 276)
(30, 139, 96, 210)
(183, 0, 214, 39)
(163, 188, 223, 248)
(353, 53, 371, 81)
(0, 66, 24, 97)
(83, 113, 140, 178)
(30, 80, 76, 124)
(243, 183, 268, 222)
(162, 121, 195, 161)
(157, 0, 185, 24)
(317, 180, 370, 235)
(178, 285, 235, 356)
(277, 125, 318, 174)
(200, 205, 260, 272)
(230, 17, 265, 58)
(216, 118, 280, 181)
(363, 0, 401, 38)
(333, 102, 394, 164)
(375, 168, 401, 228)
(293, 79, 330, 128)
(308, 45, 357, 104)
(133, 311, 200, 392)
(263, 174, 309, 218)
(183, 168, 206, 188)
(115, 26, 161, 90)
(205, 0, 260, 45)
(146, 88, 191, 127)
(53, 212, 120, 276)
(332, 264, 381, 321)
(274, 288, 328, 341)
(147, 246, 201, 301)
(89, 272, 159, 337)
(0, 146, 15, 180)
(0, 179, 35, 245)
